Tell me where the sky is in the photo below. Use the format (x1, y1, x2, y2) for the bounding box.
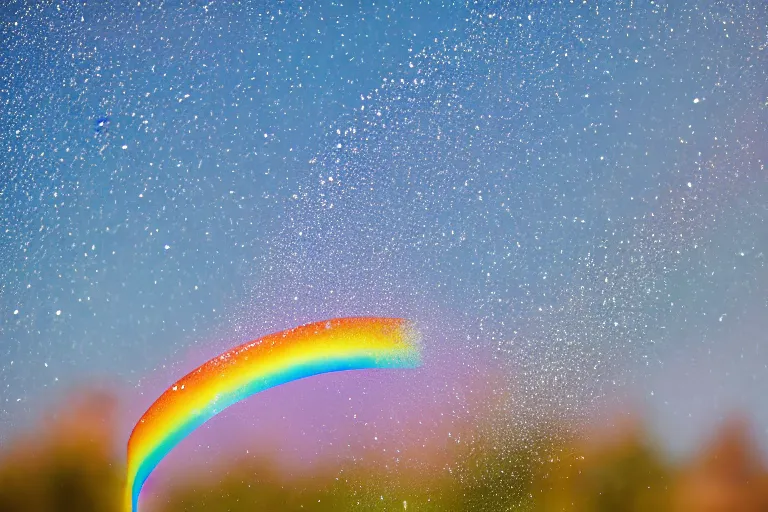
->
(1, 0, 767, 469)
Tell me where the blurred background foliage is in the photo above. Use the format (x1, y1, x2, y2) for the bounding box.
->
(1, 389, 766, 512)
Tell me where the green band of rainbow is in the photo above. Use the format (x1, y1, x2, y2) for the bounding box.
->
(125, 317, 422, 512)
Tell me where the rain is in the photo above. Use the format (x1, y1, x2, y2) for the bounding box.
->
(1, 1, 767, 510)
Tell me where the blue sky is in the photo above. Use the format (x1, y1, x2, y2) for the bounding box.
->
(1, 0, 767, 458)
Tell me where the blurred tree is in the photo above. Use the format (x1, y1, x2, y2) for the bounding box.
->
(672, 416, 768, 512)
(0, 391, 122, 512)
(0, 388, 766, 512)
(531, 417, 672, 512)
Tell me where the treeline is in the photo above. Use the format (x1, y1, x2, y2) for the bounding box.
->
(1, 391, 766, 511)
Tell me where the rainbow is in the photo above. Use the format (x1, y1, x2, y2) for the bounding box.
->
(125, 316, 421, 512)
